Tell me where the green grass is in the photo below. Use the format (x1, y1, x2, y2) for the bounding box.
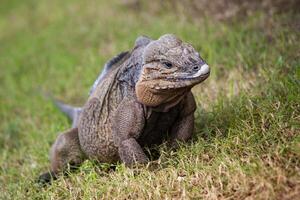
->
(0, 0, 299, 199)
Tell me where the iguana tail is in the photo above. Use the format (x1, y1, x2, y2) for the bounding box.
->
(53, 100, 82, 128)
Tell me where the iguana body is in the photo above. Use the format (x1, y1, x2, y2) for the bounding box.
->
(39, 34, 210, 183)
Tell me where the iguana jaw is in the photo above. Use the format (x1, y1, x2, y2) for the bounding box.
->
(135, 64, 210, 107)
(152, 67, 210, 91)
(137, 63, 210, 90)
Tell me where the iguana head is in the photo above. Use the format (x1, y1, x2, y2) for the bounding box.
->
(136, 34, 210, 107)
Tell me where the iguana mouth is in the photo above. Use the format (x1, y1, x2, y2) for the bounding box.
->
(147, 71, 210, 92)
(169, 63, 210, 80)
(169, 71, 210, 81)
(146, 64, 210, 91)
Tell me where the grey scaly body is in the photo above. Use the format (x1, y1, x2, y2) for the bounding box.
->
(38, 34, 210, 184)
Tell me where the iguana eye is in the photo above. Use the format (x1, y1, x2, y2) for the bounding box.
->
(162, 61, 173, 69)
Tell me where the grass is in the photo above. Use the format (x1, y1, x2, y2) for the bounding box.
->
(0, 0, 299, 199)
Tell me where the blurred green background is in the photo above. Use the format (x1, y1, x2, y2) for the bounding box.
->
(0, 0, 299, 199)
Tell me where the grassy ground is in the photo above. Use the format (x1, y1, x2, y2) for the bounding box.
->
(0, 0, 299, 199)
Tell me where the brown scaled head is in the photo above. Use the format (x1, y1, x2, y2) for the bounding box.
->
(136, 34, 210, 107)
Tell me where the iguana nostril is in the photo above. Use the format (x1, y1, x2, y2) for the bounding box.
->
(193, 66, 199, 70)
(191, 64, 210, 78)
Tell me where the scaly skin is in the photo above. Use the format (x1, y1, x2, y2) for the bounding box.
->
(38, 34, 210, 184)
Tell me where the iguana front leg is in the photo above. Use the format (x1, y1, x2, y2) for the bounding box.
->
(119, 138, 149, 164)
(168, 92, 196, 148)
(112, 99, 149, 165)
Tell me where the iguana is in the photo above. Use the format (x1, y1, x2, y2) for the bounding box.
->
(38, 34, 210, 183)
